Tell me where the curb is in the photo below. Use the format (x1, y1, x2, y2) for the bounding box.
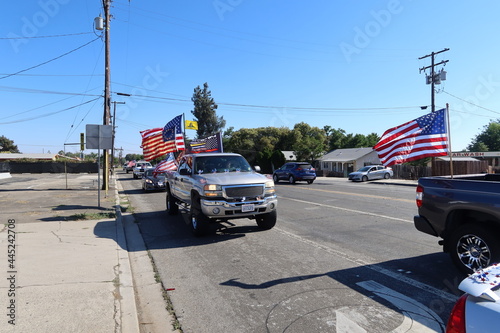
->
(113, 177, 141, 333)
(114, 175, 179, 333)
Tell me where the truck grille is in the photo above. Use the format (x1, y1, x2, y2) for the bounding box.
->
(223, 185, 264, 198)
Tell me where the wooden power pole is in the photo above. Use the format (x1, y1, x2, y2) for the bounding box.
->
(102, 0, 111, 191)
(419, 48, 449, 113)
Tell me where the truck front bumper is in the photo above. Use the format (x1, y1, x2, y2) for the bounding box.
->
(201, 195, 277, 219)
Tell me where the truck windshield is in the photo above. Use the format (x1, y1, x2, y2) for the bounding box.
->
(195, 156, 252, 174)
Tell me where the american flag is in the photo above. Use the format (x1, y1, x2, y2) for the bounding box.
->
(153, 152, 177, 177)
(188, 132, 223, 153)
(373, 108, 449, 167)
(140, 128, 169, 161)
(162, 115, 185, 152)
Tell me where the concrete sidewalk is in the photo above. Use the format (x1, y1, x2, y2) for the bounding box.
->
(0, 173, 174, 333)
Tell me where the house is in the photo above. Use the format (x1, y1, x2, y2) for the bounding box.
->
(318, 148, 381, 177)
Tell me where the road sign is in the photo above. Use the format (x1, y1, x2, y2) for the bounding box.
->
(85, 124, 113, 149)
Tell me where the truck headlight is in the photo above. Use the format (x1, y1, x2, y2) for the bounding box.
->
(265, 181, 275, 195)
(203, 184, 222, 197)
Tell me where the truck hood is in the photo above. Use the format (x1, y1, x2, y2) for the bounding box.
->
(195, 172, 272, 186)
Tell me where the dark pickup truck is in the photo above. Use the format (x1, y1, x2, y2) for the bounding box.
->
(414, 174, 500, 274)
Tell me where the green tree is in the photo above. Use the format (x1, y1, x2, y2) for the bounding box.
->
(365, 133, 380, 147)
(191, 82, 225, 138)
(125, 153, 143, 161)
(0, 136, 20, 153)
(327, 128, 347, 150)
(291, 122, 327, 162)
(468, 120, 500, 151)
(224, 127, 292, 164)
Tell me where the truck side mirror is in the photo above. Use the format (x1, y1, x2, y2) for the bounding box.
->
(254, 166, 261, 173)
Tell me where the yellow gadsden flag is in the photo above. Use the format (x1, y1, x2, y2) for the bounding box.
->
(185, 120, 198, 130)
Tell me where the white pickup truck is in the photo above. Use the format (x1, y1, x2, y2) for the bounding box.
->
(165, 153, 278, 236)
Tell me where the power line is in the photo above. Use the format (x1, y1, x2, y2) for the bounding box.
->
(0, 73, 104, 77)
(115, 91, 422, 112)
(0, 97, 101, 124)
(0, 32, 94, 39)
(0, 36, 101, 80)
(442, 90, 500, 115)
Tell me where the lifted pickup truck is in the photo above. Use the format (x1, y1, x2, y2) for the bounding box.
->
(414, 174, 500, 274)
(165, 152, 278, 236)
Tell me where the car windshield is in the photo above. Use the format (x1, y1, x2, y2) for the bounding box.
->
(144, 169, 154, 176)
(358, 166, 371, 172)
(194, 156, 252, 174)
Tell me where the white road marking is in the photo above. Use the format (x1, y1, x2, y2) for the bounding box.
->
(280, 196, 413, 223)
(276, 227, 457, 303)
(336, 311, 367, 333)
(358, 280, 444, 332)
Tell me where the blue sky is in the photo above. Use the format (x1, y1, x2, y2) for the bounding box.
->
(2, 1, 500, 156)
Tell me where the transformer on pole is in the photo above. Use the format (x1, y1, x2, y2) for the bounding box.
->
(419, 48, 449, 112)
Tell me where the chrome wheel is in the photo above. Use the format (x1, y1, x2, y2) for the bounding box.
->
(456, 233, 491, 272)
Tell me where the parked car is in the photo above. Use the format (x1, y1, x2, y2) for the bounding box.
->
(446, 263, 500, 332)
(142, 168, 166, 191)
(348, 165, 393, 182)
(133, 161, 153, 179)
(273, 162, 316, 184)
(125, 161, 136, 173)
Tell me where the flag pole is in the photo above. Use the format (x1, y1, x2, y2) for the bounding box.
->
(446, 103, 453, 178)
(181, 113, 186, 156)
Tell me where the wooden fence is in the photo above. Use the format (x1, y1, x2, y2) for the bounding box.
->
(431, 160, 489, 176)
(317, 160, 490, 180)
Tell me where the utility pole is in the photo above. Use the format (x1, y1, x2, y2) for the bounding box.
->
(102, 0, 111, 191)
(111, 101, 125, 169)
(419, 48, 449, 112)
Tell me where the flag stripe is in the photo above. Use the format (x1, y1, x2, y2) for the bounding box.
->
(153, 152, 177, 177)
(141, 130, 169, 161)
(376, 135, 447, 159)
(373, 109, 449, 167)
(162, 115, 185, 153)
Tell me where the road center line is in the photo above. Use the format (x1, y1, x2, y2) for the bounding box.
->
(280, 196, 413, 224)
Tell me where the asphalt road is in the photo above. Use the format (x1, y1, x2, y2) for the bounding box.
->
(118, 172, 463, 333)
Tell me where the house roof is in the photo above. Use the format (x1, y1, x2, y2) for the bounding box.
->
(319, 148, 375, 162)
(0, 153, 58, 160)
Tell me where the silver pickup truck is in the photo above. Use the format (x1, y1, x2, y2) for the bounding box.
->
(165, 152, 278, 235)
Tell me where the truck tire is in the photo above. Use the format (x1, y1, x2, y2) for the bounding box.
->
(448, 224, 500, 274)
(190, 195, 210, 236)
(273, 174, 279, 183)
(165, 187, 178, 215)
(256, 210, 277, 230)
